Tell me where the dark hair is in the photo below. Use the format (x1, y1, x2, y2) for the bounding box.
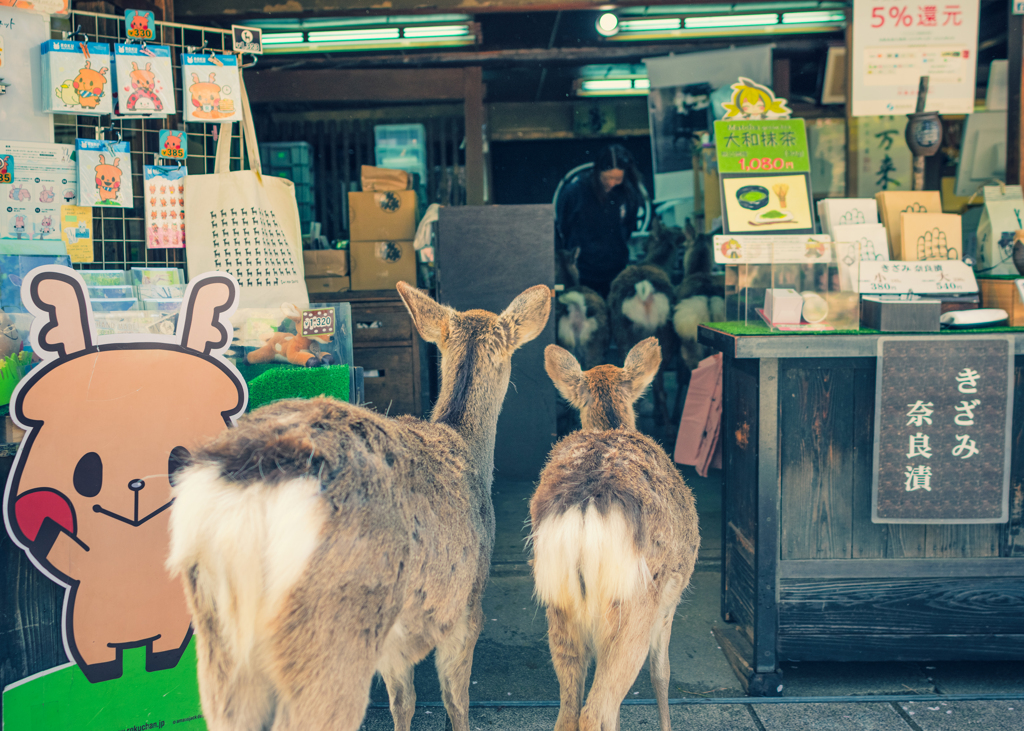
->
(591, 144, 642, 206)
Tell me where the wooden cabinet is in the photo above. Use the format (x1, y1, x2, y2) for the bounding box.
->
(318, 289, 423, 418)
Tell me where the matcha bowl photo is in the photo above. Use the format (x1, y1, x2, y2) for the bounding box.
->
(736, 185, 770, 210)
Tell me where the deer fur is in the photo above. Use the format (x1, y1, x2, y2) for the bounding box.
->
(555, 247, 609, 370)
(167, 282, 551, 731)
(531, 338, 699, 731)
(673, 220, 725, 380)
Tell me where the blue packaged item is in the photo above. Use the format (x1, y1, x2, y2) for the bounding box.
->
(41, 41, 113, 116)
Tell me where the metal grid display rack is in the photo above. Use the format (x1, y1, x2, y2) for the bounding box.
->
(50, 11, 246, 274)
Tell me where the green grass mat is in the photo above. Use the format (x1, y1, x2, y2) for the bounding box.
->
(247, 363, 350, 411)
(706, 321, 1024, 337)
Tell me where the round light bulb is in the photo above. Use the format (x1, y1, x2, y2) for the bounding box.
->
(596, 13, 619, 36)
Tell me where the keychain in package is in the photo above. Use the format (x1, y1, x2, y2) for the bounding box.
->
(113, 44, 175, 117)
(76, 139, 133, 208)
(181, 53, 241, 123)
(40, 40, 113, 116)
(144, 165, 186, 249)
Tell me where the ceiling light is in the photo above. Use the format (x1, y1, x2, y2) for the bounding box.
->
(596, 13, 620, 36)
(403, 24, 471, 38)
(576, 76, 651, 96)
(262, 32, 305, 45)
(684, 13, 779, 28)
(307, 28, 400, 43)
(619, 17, 683, 32)
(781, 10, 846, 23)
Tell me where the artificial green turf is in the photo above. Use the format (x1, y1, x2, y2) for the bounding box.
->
(705, 321, 1024, 337)
(247, 363, 350, 411)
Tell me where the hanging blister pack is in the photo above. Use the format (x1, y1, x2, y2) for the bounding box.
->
(76, 139, 134, 208)
(144, 165, 186, 249)
(40, 40, 113, 116)
(113, 44, 176, 117)
(181, 53, 242, 123)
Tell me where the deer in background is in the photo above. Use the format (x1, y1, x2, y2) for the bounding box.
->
(673, 219, 725, 384)
(531, 337, 699, 731)
(555, 247, 609, 371)
(167, 282, 551, 731)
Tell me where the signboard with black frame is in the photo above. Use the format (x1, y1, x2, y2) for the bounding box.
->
(872, 336, 1014, 524)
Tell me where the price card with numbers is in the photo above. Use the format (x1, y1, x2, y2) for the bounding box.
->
(159, 130, 187, 160)
(301, 308, 334, 337)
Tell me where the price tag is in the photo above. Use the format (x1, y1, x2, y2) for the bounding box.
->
(232, 25, 263, 54)
(125, 10, 155, 41)
(0, 155, 12, 185)
(158, 130, 187, 160)
(301, 308, 333, 337)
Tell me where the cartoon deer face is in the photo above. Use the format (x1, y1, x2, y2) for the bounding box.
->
(94, 154, 123, 203)
(129, 61, 156, 93)
(72, 61, 108, 109)
(130, 13, 150, 31)
(164, 132, 182, 151)
(3, 268, 246, 682)
(188, 72, 221, 118)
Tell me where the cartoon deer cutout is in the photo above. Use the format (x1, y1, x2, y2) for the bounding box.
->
(188, 72, 226, 120)
(3, 267, 247, 683)
(71, 60, 108, 109)
(94, 154, 123, 204)
(126, 61, 163, 113)
(167, 282, 551, 731)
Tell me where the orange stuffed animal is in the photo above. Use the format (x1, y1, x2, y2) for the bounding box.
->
(246, 303, 334, 367)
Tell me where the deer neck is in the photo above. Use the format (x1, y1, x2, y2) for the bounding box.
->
(430, 342, 506, 488)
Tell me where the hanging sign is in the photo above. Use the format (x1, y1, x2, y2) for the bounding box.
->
(231, 25, 263, 54)
(872, 336, 1013, 523)
(851, 0, 979, 116)
(158, 129, 187, 159)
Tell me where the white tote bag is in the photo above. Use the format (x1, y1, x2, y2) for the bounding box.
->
(184, 75, 308, 308)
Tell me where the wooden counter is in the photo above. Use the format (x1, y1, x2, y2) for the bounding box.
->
(698, 325, 1024, 696)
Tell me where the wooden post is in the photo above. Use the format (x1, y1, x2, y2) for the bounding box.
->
(463, 66, 487, 206)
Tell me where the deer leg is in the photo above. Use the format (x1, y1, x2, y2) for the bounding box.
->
(434, 599, 484, 731)
(192, 632, 276, 731)
(579, 604, 654, 731)
(547, 605, 589, 731)
(269, 653, 376, 731)
(648, 609, 674, 731)
(378, 657, 416, 731)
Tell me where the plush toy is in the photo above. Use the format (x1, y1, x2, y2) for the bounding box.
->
(245, 302, 334, 367)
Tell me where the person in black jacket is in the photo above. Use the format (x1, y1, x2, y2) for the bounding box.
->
(555, 144, 643, 298)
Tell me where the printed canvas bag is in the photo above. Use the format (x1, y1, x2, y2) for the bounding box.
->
(184, 75, 306, 308)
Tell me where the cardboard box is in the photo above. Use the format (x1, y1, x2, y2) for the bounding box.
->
(876, 191, 942, 259)
(349, 190, 418, 242)
(303, 249, 349, 277)
(350, 240, 417, 291)
(900, 213, 963, 262)
(305, 275, 350, 296)
(978, 277, 1024, 326)
(861, 296, 941, 332)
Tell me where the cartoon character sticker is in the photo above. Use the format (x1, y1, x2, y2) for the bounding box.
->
(2, 267, 247, 683)
(720, 77, 791, 120)
(59, 61, 110, 110)
(94, 155, 123, 204)
(41, 41, 114, 116)
(113, 44, 174, 118)
(181, 54, 241, 123)
(75, 139, 133, 208)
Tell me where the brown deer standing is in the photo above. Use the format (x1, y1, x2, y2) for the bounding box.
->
(167, 281, 551, 731)
(531, 337, 699, 731)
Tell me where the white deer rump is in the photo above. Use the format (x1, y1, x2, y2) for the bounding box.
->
(532, 504, 651, 622)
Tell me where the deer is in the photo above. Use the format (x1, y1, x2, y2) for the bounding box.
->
(530, 337, 699, 731)
(166, 281, 551, 731)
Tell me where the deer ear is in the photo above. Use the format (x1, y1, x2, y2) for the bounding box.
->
(397, 281, 451, 345)
(191, 73, 199, 84)
(132, 61, 139, 71)
(113, 157, 121, 169)
(179, 273, 238, 355)
(499, 284, 551, 352)
(544, 344, 583, 405)
(97, 154, 106, 165)
(24, 269, 94, 359)
(621, 337, 661, 402)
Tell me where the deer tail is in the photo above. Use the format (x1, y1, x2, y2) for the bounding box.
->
(167, 465, 325, 667)
(531, 503, 650, 626)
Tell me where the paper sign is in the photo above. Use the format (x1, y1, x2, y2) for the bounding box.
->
(159, 130, 186, 159)
(60, 205, 93, 262)
(124, 10, 155, 41)
(714, 234, 834, 264)
(0, 140, 76, 245)
(232, 25, 263, 54)
(719, 173, 816, 235)
(859, 260, 977, 294)
(714, 119, 810, 174)
(832, 223, 890, 261)
(857, 116, 914, 196)
(852, 0, 980, 116)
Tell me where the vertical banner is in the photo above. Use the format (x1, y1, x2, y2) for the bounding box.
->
(856, 115, 914, 196)
(851, 0, 980, 116)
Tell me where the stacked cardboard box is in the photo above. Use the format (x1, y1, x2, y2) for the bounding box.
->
(304, 250, 350, 296)
(348, 166, 418, 291)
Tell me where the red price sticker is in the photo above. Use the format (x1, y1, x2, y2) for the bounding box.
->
(301, 308, 334, 337)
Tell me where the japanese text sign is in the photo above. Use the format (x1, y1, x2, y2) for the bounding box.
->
(714, 119, 810, 174)
(851, 0, 979, 116)
(872, 337, 1013, 523)
(856, 259, 978, 294)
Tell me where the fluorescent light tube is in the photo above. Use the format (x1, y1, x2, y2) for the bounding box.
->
(307, 28, 400, 42)
(582, 79, 635, 91)
(262, 32, 305, 44)
(402, 24, 471, 38)
(619, 18, 683, 32)
(781, 10, 846, 23)
(684, 13, 779, 28)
